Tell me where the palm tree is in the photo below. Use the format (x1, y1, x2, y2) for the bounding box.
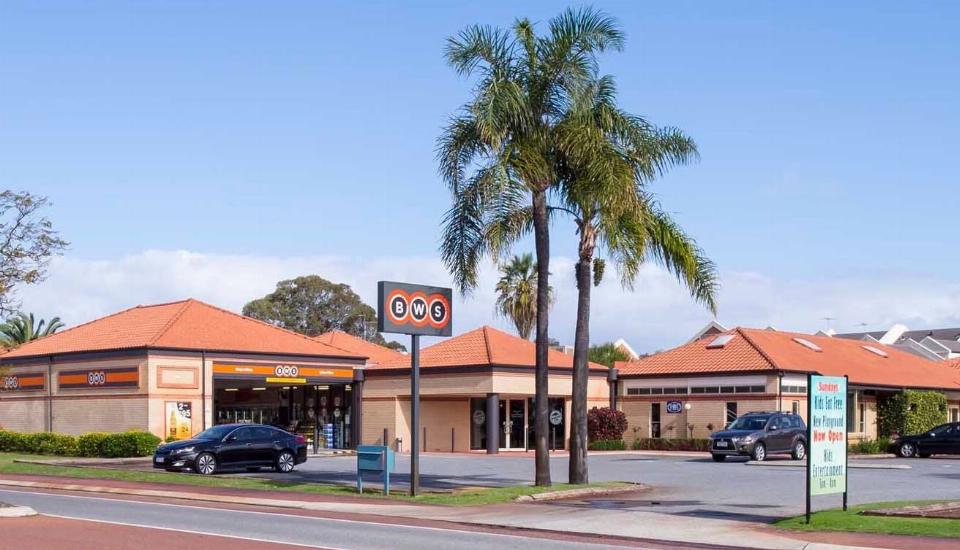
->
(495, 253, 552, 339)
(0, 312, 65, 346)
(438, 7, 623, 486)
(557, 77, 719, 484)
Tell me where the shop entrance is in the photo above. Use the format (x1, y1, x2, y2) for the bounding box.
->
(499, 399, 526, 450)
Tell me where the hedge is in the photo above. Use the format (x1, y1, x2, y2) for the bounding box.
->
(0, 430, 160, 458)
(588, 439, 626, 451)
(849, 438, 894, 455)
(632, 438, 711, 452)
(877, 390, 947, 437)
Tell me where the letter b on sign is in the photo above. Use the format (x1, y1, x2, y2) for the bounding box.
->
(377, 281, 452, 336)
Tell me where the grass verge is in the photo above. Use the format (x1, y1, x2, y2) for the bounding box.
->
(0, 452, 629, 506)
(775, 501, 960, 539)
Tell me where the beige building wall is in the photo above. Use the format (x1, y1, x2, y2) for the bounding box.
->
(420, 399, 471, 452)
(0, 399, 47, 433)
(621, 397, 779, 442)
(49, 356, 149, 435)
(147, 353, 205, 439)
(362, 398, 399, 447)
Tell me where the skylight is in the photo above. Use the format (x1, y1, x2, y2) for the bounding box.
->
(706, 334, 734, 349)
(862, 345, 888, 358)
(792, 337, 822, 352)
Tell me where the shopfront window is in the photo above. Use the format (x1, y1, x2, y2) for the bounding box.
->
(526, 398, 566, 450)
(651, 403, 661, 438)
(469, 398, 487, 450)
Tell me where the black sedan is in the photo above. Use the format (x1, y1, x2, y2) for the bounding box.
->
(154, 423, 307, 475)
(896, 422, 960, 458)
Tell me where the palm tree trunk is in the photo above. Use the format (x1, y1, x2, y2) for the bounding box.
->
(569, 229, 594, 485)
(532, 188, 551, 487)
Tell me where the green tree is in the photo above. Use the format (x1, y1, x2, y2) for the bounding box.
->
(0, 191, 69, 315)
(587, 342, 631, 368)
(495, 253, 551, 339)
(243, 275, 385, 342)
(0, 312, 65, 347)
(439, 7, 622, 487)
(558, 75, 718, 484)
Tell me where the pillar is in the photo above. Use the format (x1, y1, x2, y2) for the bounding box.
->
(351, 368, 364, 448)
(485, 392, 499, 454)
(608, 368, 619, 410)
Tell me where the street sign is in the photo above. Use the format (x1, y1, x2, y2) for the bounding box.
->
(377, 281, 452, 337)
(666, 400, 683, 414)
(806, 374, 849, 522)
(375, 281, 454, 498)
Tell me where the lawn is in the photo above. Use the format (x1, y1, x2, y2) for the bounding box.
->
(0, 452, 628, 506)
(776, 501, 960, 539)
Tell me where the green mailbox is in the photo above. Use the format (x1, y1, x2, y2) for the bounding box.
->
(357, 445, 395, 495)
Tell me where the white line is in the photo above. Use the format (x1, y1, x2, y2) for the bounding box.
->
(41, 513, 341, 549)
(0, 489, 635, 548)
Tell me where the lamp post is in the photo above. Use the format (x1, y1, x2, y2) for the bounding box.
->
(684, 402, 693, 439)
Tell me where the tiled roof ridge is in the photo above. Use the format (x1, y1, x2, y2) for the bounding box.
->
(735, 327, 780, 370)
(482, 325, 496, 365)
(147, 299, 195, 346)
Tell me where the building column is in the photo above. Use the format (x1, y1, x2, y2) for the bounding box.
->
(351, 369, 365, 448)
(608, 368, 619, 410)
(485, 392, 499, 454)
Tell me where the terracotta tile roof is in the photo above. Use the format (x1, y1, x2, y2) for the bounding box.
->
(314, 330, 406, 365)
(1, 299, 362, 360)
(617, 327, 960, 391)
(376, 325, 607, 371)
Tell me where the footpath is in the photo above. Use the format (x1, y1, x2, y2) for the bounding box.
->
(0, 472, 951, 550)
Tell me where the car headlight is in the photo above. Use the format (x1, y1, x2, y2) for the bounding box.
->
(734, 435, 756, 444)
(174, 446, 195, 454)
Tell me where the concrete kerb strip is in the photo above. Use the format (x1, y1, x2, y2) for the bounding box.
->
(515, 483, 648, 502)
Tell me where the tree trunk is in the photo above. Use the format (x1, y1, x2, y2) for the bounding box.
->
(531, 189, 551, 487)
(569, 227, 594, 485)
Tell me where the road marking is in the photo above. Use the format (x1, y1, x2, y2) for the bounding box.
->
(0, 489, 638, 548)
(41, 513, 340, 549)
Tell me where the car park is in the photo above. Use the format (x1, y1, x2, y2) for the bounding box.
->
(709, 411, 807, 462)
(895, 422, 960, 458)
(153, 423, 307, 475)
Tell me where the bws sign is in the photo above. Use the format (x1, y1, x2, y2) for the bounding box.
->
(377, 281, 452, 337)
(59, 367, 139, 389)
(1, 373, 45, 392)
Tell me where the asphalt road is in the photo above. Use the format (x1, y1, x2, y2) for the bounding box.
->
(0, 489, 641, 550)
(253, 452, 960, 519)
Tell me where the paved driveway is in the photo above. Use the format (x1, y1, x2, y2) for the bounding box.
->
(250, 452, 959, 520)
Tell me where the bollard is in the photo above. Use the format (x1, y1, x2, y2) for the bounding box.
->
(451, 427, 455, 452)
(314, 423, 319, 454)
(423, 426, 427, 453)
(383, 428, 388, 447)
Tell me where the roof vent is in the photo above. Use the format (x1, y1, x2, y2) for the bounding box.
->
(792, 337, 822, 352)
(706, 334, 734, 349)
(862, 345, 888, 358)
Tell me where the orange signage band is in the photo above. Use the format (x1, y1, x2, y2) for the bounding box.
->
(213, 364, 353, 381)
(1, 374, 46, 392)
(59, 367, 139, 389)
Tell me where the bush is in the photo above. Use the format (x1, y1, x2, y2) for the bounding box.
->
(588, 439, 626, 451)
(878, 390, 947, 437)
(632, 438, 711, 452)
(0, 429, 160, 458)
(587, 407, 628, 441)
(849, 438, 893, 455)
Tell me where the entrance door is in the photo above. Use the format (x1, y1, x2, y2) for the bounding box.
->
(498, 399, 526, 450)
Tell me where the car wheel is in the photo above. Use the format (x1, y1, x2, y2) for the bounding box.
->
(276, 450, 295, 473)
(194, 452, 217, 475)
(898, 442, 916, 458)
(711, 454, 727, 462)
(751, 442, 766, 462)
(791, 440, 807, 461)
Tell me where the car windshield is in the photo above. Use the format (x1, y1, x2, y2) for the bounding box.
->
(727, 415, 771, 431)
(193, 425, 237, 440)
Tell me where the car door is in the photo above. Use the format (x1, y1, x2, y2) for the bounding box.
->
(218, 427, 252, 465)
(766, 415, 791, 452)
(926, 424, 958, 454)
(946, 424, 960, 455)
(248, 427, 279, 464)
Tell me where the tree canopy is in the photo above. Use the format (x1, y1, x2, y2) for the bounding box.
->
(587, 342, 632, 368)
(242, 275, 385, 342)
(0, 191, 68, 315)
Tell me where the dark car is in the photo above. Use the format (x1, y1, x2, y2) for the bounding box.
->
(895, 422, 960, 458)
(709, 411, 807, 462)
(153, 423, 307, 475)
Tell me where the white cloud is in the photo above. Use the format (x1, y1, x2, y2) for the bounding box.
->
(14, 249, 960, 354)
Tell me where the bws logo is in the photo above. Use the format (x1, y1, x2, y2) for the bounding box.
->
(386, 289, 450, 330)
(273, 365, 300, 378)
(2, 376, 19, 390)
(87, 371, 107, 386)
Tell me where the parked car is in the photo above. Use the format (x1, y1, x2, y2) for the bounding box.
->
(153, 423, 307, 475)
(709, 411, 807, 462)
(895, 422, 960, 458)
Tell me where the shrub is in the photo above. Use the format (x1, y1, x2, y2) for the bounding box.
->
(631, 438, 711, 452)
(0, 429, 161, 458)
(587, 407, 627, 442)
(849, 438, 893, 455)
(588, 439, 626, 451)
(0, 430, 26, 452)
(89, 431, 161, 458)
(878, 390, 947, 437)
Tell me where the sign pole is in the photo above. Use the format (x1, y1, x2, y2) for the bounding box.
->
(410, 333, 420, 496)
(805, 372, 812, 524)
(843, 374, 849, 512)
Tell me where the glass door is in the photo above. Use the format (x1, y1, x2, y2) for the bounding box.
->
(499, 399, 527, 450)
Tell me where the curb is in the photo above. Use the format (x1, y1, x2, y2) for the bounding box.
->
(745, 460, 910, 470)
(0, 504, 37, 518)
(515, 483, 648, 502)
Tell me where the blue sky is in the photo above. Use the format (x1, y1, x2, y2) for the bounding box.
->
(1, 2, 958, 349)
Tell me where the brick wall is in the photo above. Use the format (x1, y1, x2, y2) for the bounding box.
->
(51, 397, 149, 435)
(0, 399, 47, 432)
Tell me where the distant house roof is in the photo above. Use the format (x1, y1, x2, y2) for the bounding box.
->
(375, 325, 607, 372)
(1, 299, 363, 360)
(836, 327, 960, 346)
(314, 330, 406, 365)
(615, 327, 960, 391)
